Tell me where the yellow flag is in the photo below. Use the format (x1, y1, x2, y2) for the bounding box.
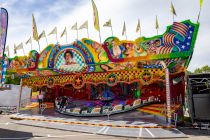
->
(48, 27, 57, 35)
(122, 21, 126, 36)
(91, 0, 100, 31)
(38, 30, 46, 40)
(61, 27, 67, 37)
(71, 22, 78, 30)
(200, 0, 204, 8)
(103, 19, 112, 27)
(32, 14, 39, 41)
(155, 15, 159, 29)
(136, 19, 141, 33)
(170, 2, 177, 16)
(79, 21, 88, 29)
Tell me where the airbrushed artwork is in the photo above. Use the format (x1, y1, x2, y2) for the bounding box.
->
(2, 0, 210, 138)
(3, 19, 199, 116)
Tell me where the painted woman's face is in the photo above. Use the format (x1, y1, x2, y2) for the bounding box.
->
(65, 53, 72, 60)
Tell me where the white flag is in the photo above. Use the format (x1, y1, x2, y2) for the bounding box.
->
(71, 22, 78, 30)
(38, 30, 46, 39)
(136, 19, 141, 33)
(61, 27, 67, 37)
(79, 21, 88, 30)
(15, 42, 23, 50)
(48, 27, 57, 35)
(103, 19, 112, 27)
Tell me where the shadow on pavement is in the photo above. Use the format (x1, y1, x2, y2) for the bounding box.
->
(178, 127, 210, 137)
(0, 128, 34, 140)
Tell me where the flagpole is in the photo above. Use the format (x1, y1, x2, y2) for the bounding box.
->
(125, 31, 127, 40)
(98, 30, 102, 44)
(66, 32, 68, 43)
(87, 28, 90, 38)
(76, 29, 79, 40)
(110, 26, 113, 36)
(56, 33, 58, 43)
(30, 41, 32, 51)
(140, 29, 141, 37)
(172, 14, 174, 22)
(98, 24, 102, 43)
(14, 44, 17, 56)
(22, 48, 26, 56)
(8, 49, 10, 58)
(139, 20, 141, 37)
(45, 36, 48, 46)
(37, 40, 41, 52)
(197, 7, 202, 23)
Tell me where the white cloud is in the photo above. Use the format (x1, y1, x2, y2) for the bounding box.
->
(2, 0, 210, 72)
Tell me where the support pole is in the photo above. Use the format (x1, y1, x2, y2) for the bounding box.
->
(76, 29, 79, 40)
(17, 79, 23, 113)
(87, 28, 90, 38)
(98, 30, 102, 44)
(111, 26, 114, 36)
(165, 68, 172, 124)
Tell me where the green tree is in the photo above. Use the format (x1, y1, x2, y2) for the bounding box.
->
(194, 68, 202, 74)
(201, 65, 210, 73)
(193, 65, 210, 74)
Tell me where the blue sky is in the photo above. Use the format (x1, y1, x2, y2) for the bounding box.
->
(1, 0, 210, 71)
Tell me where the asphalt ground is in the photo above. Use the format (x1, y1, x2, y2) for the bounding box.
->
(0, 115, 210, 140)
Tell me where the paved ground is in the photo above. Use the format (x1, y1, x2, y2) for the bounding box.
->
(1, 115, 210, 140)
(10, 113, 184, 138)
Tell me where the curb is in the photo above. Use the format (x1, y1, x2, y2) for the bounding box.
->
(10, 116, 175, 129)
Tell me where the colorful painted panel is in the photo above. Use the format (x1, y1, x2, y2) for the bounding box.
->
(7, 50, 39, 70)
(81, 38, 109, 63)
(22, 68, 165, 89)
(38, 45, 52, 68)
(54, 49, 86, 72)
(5, 20, 199, 81)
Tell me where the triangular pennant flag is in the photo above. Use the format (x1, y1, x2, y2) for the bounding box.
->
(91, 0, 100, 31)
(38, 30, 46, 40)
(170, 2, 177, 16)
(32, 14, 39, 41)
(61, 27, 67, 37)
(136, 19, 141, 33)
(122, 21, 126, 36)
(155, 16, 159, 29)
(25, 37, 32, 45)
(15, 42, 23, 50)
(14, 44, 17, 54)
(103, 19, 112, 27)
(71, 22, 78, 30)
(48, 27, 57, 35)
(79, 21, 88, 30)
